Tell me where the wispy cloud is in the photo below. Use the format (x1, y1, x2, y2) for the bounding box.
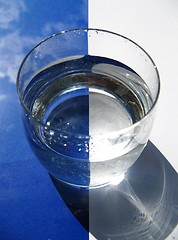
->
(0, 31, 41, 83)
(0, 0, 26, 29)
(0, 94, 7, 101)
(0, 0, 87, 83)
(0, 1, 40, 83)
(43, 22, 69, 35)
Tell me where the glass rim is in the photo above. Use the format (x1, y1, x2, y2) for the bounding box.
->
(16, 28, 160, 139)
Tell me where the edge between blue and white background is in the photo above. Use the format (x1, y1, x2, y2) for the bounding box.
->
(0, 0, 177, 239)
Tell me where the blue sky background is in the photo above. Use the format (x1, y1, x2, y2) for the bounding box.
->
(0, 0, 87, 83)
(0, 2, 89, 239)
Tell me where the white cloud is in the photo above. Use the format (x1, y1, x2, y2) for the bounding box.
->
(0, 31, 41, 83)
(0, 0, 88, 83)
(0, 94, 7, 101)
(0, 0, 26, 29)
(0, 0, 32, 83)
(43, 22, 67, 35)
(42, 20, 79, 36)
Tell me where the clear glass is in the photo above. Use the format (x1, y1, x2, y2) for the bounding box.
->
(17, 28, 160, 188)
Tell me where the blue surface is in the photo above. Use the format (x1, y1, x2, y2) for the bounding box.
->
(0, 1, 88, 239)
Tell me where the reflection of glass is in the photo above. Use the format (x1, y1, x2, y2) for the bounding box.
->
(17, 29, 160, 188)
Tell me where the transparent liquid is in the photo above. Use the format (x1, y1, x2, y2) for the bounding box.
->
(23, 55, 153, 187)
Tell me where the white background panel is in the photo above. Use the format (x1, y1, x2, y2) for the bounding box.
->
(88, 0, 178, 171)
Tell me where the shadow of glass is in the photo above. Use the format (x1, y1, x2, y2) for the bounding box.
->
(50, 141, 178, 239)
